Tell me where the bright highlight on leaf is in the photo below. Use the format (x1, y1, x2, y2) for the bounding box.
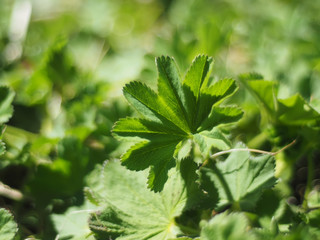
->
(113, 55, 242, 191)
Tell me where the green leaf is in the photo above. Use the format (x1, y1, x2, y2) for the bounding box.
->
(28, 137, 90, 204)
(183, 55, 213, 101)
(156, 56, 190, 132)
(113, 118, 187, 140)
(201, 212, 256, 240)
(240, 76, 320, 127)
(0, 86, 15, 124)
(193, 128, 231, 157)
(88, 160, 188, 240)
(196, 78, 238, 128)
(278, 94, 320, 125)
(113, 55, 241, 191)
(121, 139, 178, 192)
(198, 106, 243, 132)
(123, 81, 189, 133)
(200, 143, 277, 211)
(0, 208, 18, 240)
(174, 139, 193, 161)
(51, 201, 97, 240)
(183, 55, 214, 125)
(239, 75, 277, 115)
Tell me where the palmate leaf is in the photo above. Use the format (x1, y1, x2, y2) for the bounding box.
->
(200, 143, 277, 211)
(113, 55, 242, 191)
(88, 160, 188, 240)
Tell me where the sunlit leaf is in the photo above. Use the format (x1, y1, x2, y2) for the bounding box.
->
(0, 208, 18, 240)
(88, 161, 187, 240)
(113, 55, 241, 191)
(200, 143, 277, 211)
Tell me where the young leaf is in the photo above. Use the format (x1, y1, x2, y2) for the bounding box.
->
(0, 208, 18, 240)
(200, 143, 277, 211)
(88, 160, 188, 240)
(113, 55, 241, 191)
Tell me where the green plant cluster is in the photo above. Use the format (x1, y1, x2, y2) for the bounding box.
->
(0, 0, 320, 239)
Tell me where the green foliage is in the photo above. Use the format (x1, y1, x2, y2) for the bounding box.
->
(51, 201, 96, 240)
(200, 212, 256, 240)
(0, 86, 14, 124)
(1, 1, 320, 239)
(113, 55, 242, 191)
(200, 143, 277, 211)
(87, 160, 187, 240)
(0, 208, 18, 240)
(239, 74, 320, 127)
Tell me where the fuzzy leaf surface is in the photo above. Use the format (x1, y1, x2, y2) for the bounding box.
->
(88, 161, 187, 240)
(200, 143, 277, 211)
(113, 55, 241, 191)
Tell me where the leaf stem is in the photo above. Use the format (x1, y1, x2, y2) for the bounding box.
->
(201, 139, 296, 168)
(0, 181, 23, 201)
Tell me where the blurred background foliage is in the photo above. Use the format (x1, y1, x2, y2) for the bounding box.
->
(0, 0, 320, 239)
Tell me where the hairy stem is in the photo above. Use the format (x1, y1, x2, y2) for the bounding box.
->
(201, 139, 296, 168)
(0, 181, 23, 201)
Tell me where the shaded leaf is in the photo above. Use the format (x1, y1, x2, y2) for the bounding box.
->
(278, 94, 320, 125)
(239, 75, 278, 115)
(200, 143, 277, 211)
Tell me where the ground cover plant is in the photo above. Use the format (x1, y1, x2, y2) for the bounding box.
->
(1, 0, 320, 239)
(1, 54, 320, 239)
